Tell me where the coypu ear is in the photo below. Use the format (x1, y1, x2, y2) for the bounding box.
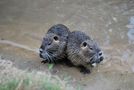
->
(81, 41, 88, 49)
(53, 36, 59, 42)
(81, 41, 94, 50)
(54, 36, 58, 41)
(82, 42, 87, 47)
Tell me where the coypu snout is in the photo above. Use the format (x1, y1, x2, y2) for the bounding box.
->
(90, 51, 104, 65)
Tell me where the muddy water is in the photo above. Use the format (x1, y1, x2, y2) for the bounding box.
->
(0, 0, 134, 90)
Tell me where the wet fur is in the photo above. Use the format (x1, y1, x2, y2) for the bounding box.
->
(67, 31, 103, 74)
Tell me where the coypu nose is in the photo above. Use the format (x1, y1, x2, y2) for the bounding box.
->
(100, 56, 104, 61)
(98, 51, 104, 62)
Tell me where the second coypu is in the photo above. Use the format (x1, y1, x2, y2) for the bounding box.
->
(39, 24, 70, 63)
(67, 31, 104, 74)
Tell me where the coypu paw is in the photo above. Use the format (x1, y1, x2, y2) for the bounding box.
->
(64, 59, 74, 67)
(78, 65, 91, 74)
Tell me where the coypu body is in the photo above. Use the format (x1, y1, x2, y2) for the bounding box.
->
(39, 24, 70, 63)
(67, 31, 104, 74)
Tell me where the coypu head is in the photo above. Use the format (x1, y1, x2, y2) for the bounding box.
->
(39, 24, 70, 63)
(79, 39, 104, 66)
(39, 33, 66, 63)
(67, 31, 103, 67)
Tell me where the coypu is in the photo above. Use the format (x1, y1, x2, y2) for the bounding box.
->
(39, 24, 70, 63)
(67, 31, 104, 74)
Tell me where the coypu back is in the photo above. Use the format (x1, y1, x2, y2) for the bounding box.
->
(47, 24, 70, 41)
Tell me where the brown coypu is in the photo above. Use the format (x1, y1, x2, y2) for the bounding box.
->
(39, 24, 70, 63)
(66, 31, 104, 74)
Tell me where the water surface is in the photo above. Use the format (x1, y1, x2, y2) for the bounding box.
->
(0, 0, 134, 90)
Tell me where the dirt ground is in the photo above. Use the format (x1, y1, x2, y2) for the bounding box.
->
(0, 0, 134, 90)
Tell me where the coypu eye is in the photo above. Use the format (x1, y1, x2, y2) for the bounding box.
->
(89, 47, 93, 50)
(53, 36, 58, 41)
(83, 42, 87, 47)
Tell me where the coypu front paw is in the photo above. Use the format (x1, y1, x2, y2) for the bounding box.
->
(78, 65, 90, 74)
(64, 59, 75, 67)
